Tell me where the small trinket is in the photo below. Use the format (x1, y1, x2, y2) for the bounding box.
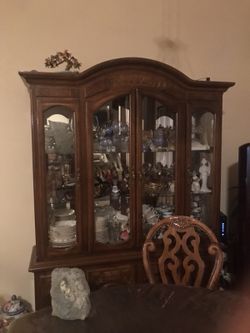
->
(45, 50, 81, 71)
(2, 295, 26, 316)
(0, 318, 10, 328)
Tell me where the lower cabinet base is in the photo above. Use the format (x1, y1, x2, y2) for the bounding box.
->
(29, 247, 147, 310)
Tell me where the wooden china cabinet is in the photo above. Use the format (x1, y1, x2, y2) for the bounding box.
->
(19, 58, 234, 309)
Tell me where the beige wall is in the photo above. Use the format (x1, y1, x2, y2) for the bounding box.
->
(1, 0, 249, 307)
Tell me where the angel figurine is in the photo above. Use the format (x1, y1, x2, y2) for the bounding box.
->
(199, 158, 211, 192)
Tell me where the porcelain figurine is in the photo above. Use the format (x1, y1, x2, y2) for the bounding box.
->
(2, 295, 26, 317)
(199, 158, 211, 193)
(191, 174, 200, 193)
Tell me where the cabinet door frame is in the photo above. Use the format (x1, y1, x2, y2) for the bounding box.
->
(135, 88, 187, 246)
(186, 98, 223, 235)
(83, 89, 137, 252)
(32, 97, 82, 260)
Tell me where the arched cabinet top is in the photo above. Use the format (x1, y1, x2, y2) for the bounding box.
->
(19, 57, 235, 93)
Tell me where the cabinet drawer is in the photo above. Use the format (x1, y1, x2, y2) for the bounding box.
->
(86, 264, 135, 289)
(34, 264, 136, 309)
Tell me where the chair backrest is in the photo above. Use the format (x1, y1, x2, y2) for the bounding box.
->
(142, 216, 224, 289)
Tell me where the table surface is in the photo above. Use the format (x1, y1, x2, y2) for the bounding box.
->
(8, 284, 250, 333)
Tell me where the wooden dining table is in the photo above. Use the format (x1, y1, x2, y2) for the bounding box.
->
(8, 283, 250, 333)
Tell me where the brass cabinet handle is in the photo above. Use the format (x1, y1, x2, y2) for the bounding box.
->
(129, 170, 143, 180)
(130, 170, 135, 179)
(186, 167, 193, 177)
(76, 170, 80, 183)
(138, 171, 143, 180)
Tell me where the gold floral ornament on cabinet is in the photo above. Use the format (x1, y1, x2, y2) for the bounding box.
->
(45, 50, 81, 71)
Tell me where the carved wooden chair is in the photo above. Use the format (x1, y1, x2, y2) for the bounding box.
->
(142, 216, 224, 289)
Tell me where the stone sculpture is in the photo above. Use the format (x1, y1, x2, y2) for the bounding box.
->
(50, 267, 91, 320)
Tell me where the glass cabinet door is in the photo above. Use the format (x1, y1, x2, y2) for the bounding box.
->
(190, 111, 215, 227)
(141, 96, 176, 236)
(44, 106, 77, 249)
(92, 96, 131, 244)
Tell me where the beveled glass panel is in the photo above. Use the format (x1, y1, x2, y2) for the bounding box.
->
(92, 96, 131, 244)
(190, 111, 215, 227)
(44, 106, 77, 248)
(141, 97, 176, 236)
